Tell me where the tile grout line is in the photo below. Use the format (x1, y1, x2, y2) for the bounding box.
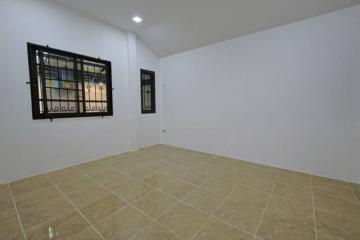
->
(97, 157, 237, 240)
(347, 182, 360, 204)
(99, 155, 233, 202)
(251, 170, 279, 240)
(310, 176, 318, 240)
(103, 156, 260, 239)
(45, 175, 107, 240)
(190, 173, 257, 240)
(7, 184, 27, 240)
(74, 165, 184, 240)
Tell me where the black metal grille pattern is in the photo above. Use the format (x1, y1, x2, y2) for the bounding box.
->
(140, 69, 156, 114)
(27, 43, 113, 119)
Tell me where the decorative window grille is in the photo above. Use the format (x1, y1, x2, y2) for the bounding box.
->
(27, 43, 113, 120)
(140, 69, 156, 114)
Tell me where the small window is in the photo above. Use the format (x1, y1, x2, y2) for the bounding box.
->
(27, 43, 113, 119)
(140, 69, 156, 114)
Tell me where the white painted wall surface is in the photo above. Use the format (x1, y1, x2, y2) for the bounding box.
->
(0, 0, 160, 183)
(136, 40, 161, 148)
(160, 5, 360, 183)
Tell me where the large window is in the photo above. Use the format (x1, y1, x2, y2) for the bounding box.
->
(140, 69, 156, 114)
(27, 43, 113, 120)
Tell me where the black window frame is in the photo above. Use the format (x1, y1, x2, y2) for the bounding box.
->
(27, 42, 113, 120)
(140, 69, 156, 114)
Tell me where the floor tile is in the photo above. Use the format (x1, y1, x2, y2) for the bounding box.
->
(214, 198, 264, 234)
(98, 154, 132, 166)
(67, 227, 103, 240)
(180, 168, 214, 186)
(3, 146, 359, 240)
(205, 157, 233, 168)
(95, 206, 151, 240)
(277, 169, 311, 187)
(0, 184, 11, 201)
(19, 197, 73, 230)
(142, 172, 174, 189)
(76, 162, 112, 179)
(316, 231, 344, 240)
(349, 182, 360, 201)
(228, 185, 269, 209)
(25, 211, 89, 240)
(0, 215, 23, 240)
(79, 193, 128, 224)
(219, 163, 252, 179)
(14, 186, 63, 212)
(184, 188, 224, 215)
(127, 166, 157, 180)
(157, 202, 208, 240)
(247, 165, 279, 180)
(115, 182, 154, 203)
(0, 199, 16, 221)
(257, 213, 316, 240)
(143, 160, 171, 171)
(202, 175, 239, 196)
(312, 176, 356, 201)
(266, 195, 314, 221)
(133, 190, 177, 219)
(313, 192, 360, 220)
(66, 184, 109, 208)
(94, 170, 135, 191)
(10, 175, 53, 197)
(161, 179, 195, 199)
(194, 217, 253, 240)
(132, 222, 181, 240)
(316, 208, 360, 240)
(47, 167, 81, 183)
(237, 174, 275, 193)
(272, 183, 312, 205)
(56, 176, 96, 195)
(110, 161, 143, 174)
(160, 165, 190, 178)
(257, 195, 315, 240)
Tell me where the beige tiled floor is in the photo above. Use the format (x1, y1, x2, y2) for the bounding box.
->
(1, 144, 360, 240)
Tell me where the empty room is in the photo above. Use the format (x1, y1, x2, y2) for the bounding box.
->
(0, 0, 359, 239)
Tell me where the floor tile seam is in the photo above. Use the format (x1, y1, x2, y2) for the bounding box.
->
(252, 171, 278, 240)
(80, 155, 252, 239)
(76, 165, 181, 237)
(347, 182, 360, 204)
(190, 180, 256, 240)
(97, 160, 163, 184)
(174, 159, 237, 201)
(126, 159, 236, 240)
(310, 175, 318, 240)
(46, 175, 107, 240)
(99, 158, 229, 203)
(7, 183, 27, 240)
(92, 175, 182, 240)
(312, 185, 360, 203)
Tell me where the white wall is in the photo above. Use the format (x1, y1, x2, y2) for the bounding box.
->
(160, 5, 360, 183)
(136, 40, 161, 148)
(0, 0, 160, 183)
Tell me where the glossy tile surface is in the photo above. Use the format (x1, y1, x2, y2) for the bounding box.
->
(157, 202, 208, 240)
(1, 144, 359, 240)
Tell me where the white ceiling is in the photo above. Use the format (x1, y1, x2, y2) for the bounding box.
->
(49, 0, 359, 57)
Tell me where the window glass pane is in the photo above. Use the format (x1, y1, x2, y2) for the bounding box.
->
(28, 43, 112, 119)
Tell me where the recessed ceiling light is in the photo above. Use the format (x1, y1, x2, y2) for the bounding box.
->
(132, 16, 143, 23)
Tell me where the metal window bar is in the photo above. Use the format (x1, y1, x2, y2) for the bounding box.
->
(140, 69, 155, 114)
(27, 43, 112, 119)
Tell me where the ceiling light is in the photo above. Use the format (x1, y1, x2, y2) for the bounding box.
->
(132, 16, 143, 23)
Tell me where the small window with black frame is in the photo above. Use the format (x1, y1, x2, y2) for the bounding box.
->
(140, 69, 156, 114)
(27, 43, 113, 120)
